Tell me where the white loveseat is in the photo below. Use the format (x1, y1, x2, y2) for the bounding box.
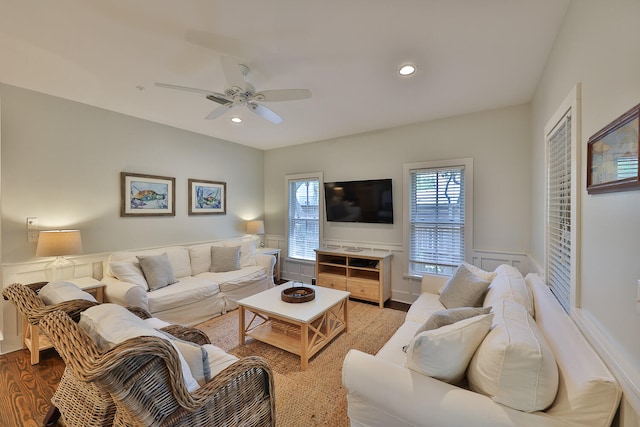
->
(102, 239, 275, 326)
(342, 264, 622, 427)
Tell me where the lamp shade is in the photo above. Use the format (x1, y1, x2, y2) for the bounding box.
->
(36, 230, 83, 257)
(246, 220, 265, 235)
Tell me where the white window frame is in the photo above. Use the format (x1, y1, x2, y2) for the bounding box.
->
(403, 158, 473, 277)
(544, 84, 581, 312)
(285, 172, 323, 261)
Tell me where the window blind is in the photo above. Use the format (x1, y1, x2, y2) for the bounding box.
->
(409, 166, 465, 276)
(547, 114, 572, 312)
(287, 178, 320, 261)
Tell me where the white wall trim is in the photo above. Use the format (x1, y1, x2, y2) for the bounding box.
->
(572, 309, 640, 416)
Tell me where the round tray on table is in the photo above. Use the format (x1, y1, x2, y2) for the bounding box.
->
(281, 286, 315, 303)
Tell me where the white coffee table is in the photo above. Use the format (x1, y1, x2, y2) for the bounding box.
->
(238, 283, 350, 370)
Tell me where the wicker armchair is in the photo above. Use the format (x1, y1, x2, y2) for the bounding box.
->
(41, 310, 276, 427)
(3, 282, 213, 427)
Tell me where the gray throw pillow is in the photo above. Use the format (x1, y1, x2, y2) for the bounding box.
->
(439, 263, 491, 309)
(137, 253, 177, 291)
(210, 246, 241, 273)
(415, 306, 492, 336)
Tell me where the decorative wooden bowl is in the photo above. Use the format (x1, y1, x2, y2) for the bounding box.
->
(281, 286, 316, 303)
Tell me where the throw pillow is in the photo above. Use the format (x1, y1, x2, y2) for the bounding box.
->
(415, 306, 492, 335)
(39, 281, 98, 305)
(467, 299, 559, 412)
(109, 261, 148, 289)
(136, 253, 178, 291)
(404, 313, 494, 384)
(210, 246, 241, 273)
(438, 262, 496, 294)
(79, 304, 200, 392)
(439, 263, 491, 308)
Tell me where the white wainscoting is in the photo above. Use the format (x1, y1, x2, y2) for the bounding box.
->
(270, 234, 531, 305)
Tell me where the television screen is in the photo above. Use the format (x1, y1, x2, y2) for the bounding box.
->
(324, 179, 393, 224)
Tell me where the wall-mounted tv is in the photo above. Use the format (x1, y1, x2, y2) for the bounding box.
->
(324, 179, 393, 224)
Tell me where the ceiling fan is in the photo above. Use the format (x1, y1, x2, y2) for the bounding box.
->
(155, 56, 311, 124)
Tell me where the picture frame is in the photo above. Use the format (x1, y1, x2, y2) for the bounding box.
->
(587, 103, 640, 194)
(188, 179, 226, 215)
(121, 172, 175, 217)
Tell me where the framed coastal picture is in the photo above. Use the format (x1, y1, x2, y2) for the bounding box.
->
(587, 103, 640, 194)
(121, 172, 175, 216)
(188, 179, 226, 215)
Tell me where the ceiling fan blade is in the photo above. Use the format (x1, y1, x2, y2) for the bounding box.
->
(255, 89, 312, 102)
(155, 82, 217, 96)
(220, 56, 246, 92)
(248, 102, 283, 124)
(206, 94, 233, 105)
(205, 104, 233, 120)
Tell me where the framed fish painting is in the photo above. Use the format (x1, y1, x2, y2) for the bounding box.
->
(121, 172, 175, 217)
(188, 179, 226, 215)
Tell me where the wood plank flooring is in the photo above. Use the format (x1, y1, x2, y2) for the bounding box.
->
(0, 347, 65, 427)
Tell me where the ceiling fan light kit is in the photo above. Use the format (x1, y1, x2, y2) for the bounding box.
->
(155, 56, 311, 124)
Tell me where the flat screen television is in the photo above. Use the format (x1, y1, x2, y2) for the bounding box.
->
(324, 179, 393, 224)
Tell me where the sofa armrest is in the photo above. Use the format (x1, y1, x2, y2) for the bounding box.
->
(102, 276, 149, 312)
(255, 254, 276, 282)
(342, 350, 562, 427)
(421, 273, 449, 294)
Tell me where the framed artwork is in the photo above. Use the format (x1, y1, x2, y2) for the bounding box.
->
(188, 179, 226, 215)
(587, 103, 640, 194)
(121, 172, 175, 217)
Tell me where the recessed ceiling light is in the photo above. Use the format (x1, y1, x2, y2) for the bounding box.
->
(398, 64, 416, 76)
(231, 117, 243, 123)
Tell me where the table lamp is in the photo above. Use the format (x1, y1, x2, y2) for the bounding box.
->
(36, 230, 83, 281)
(246, 220, 265, 247)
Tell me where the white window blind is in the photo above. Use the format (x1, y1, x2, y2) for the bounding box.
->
(287, 177, 320, 261)
(408, 166, 465, 276)
(546, 113, 572, 312)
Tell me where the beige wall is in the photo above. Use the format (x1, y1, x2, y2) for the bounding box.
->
(0, 84, 264, 263)
(530, 0, 640, 420)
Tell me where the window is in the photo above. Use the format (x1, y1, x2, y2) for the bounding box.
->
(286, 173, 322, 261)
(404, 159, 473, 276)
(545, 84, 580, 313)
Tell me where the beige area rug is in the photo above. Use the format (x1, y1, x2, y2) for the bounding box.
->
(196, 300, 406, 427)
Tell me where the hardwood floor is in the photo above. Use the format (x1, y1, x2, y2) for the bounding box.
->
(0, 348, 65, 427)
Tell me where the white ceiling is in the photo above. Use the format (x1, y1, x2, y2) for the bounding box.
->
(0, 0, 570, 150)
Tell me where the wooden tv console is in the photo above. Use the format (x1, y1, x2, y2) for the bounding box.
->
(315, 248, 392, 308)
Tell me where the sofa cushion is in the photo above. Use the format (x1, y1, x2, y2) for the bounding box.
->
(483, 264, 534, 317)
(147, 276, 219, 314)
(110, 261, 148, 289)
(438, 262, 497, 294)
(106, 246, 192, 279)
(404, 313, 493, 384)
(439, 264, 491, 308)
(210, 246, 241, 273)
(467, 299, 559, 412)
(414, 306, 492, 336)
(78, 304, 200, 392)
(405, 292, 447, 324)
(225, 239, 257, 267)
(39, 281, 97, 305)
(137, 253, 178, 291)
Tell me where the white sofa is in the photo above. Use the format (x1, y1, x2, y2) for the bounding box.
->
(342, 264, 622, 427)
(102, 239, 275, 326)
